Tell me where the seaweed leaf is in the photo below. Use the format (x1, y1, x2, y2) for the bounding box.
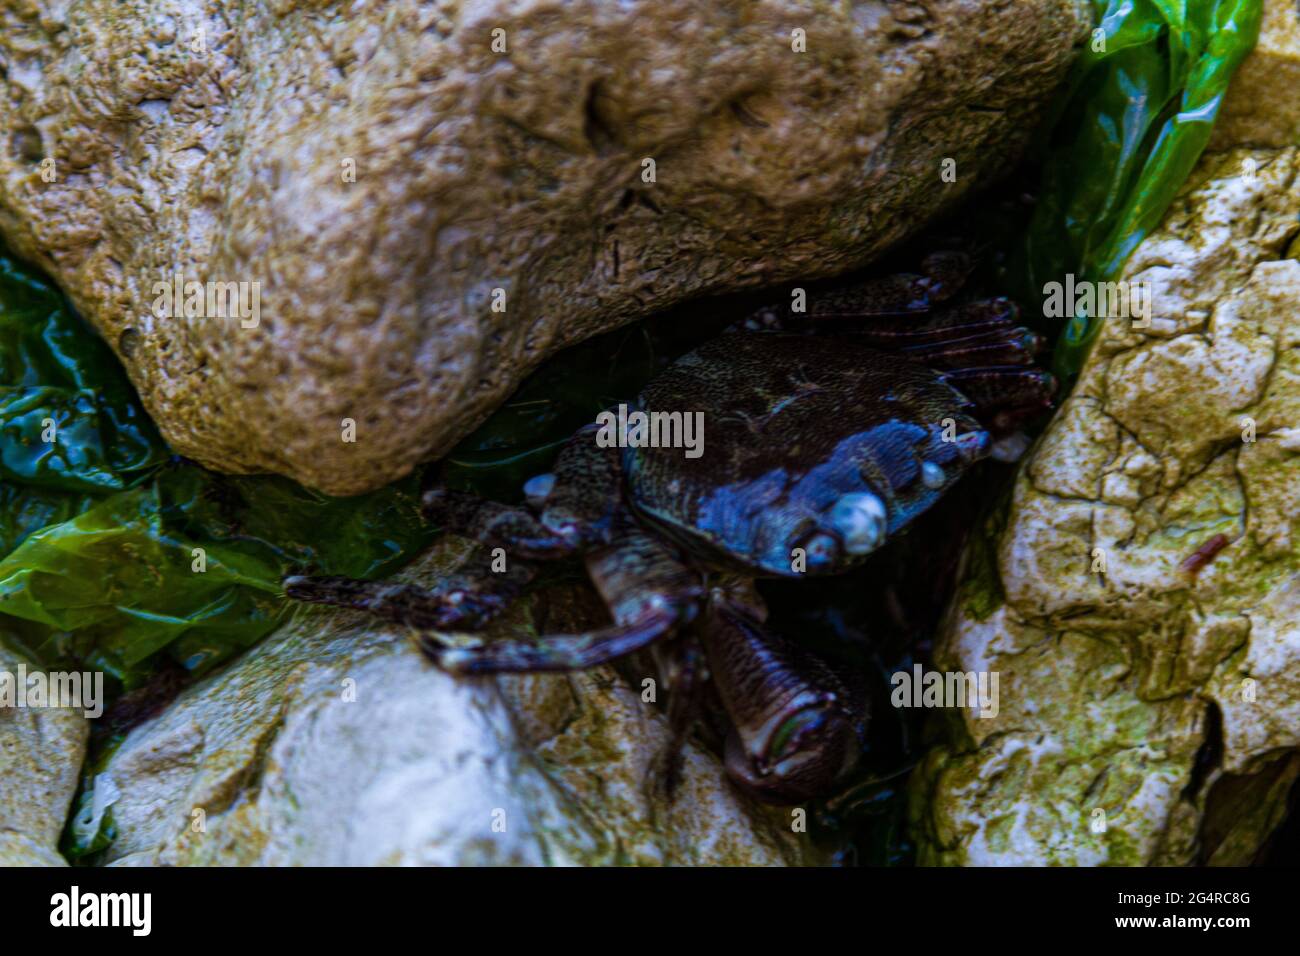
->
(1017, 0, 1262, 379)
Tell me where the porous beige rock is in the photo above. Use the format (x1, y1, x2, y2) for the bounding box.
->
(0, 0, 1090, 494)
(0, 647, 90, 866)
(97, 538, 820, 866)
(911, 145, 1300, 865)
(1211, 0, 1300, 150)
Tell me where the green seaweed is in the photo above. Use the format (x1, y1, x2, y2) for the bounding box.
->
(1017, 0, 1262, 379)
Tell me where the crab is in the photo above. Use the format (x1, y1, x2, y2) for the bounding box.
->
(284, 252, 1054, 804)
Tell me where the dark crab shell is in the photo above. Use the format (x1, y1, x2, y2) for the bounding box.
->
(622, 333, 991, 578)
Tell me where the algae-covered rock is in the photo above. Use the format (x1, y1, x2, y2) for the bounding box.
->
(0, 647, 89, 866)
(912, 144, 1300, 865)
(0, 0, 1089, 494)
(97, 539, 818, 866)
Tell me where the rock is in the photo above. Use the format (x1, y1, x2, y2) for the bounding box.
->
(0, 0, 1089, 494)
(0, 647, 90, 866)
(910, 144, 1300, 865)
(98, 538, 820, 866)
(1210, 0, 1300, 150)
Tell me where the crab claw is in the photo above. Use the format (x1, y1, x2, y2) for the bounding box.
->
(723, 696, 862, 805)
(704, 598, 866, 805)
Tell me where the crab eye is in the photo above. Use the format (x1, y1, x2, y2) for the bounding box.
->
(829, 492, 887, 555)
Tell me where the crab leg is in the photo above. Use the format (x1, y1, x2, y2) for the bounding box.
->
(284, 548, 537, 632)
(421, 515, 703, 674)
(532, 423, 624, 548)
(734, 252, 975, 333)
(938, 366, 1057, 415)
(421, 423, 624, 557)
(794, 295, 1046, 370)
(284, 489, 578, 630)
(648, 632, 709, 796)
(287, 428, 629, 637)
(420, 491, 582, 560)
(843, 297, 1023, 341)
(802, 251, 972, 318)
(898, 324, 1045, 368)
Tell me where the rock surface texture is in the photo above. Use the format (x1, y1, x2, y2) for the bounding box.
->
(1210, 0, 1300, 150)
(96, 540, 819, 866)
(0, 0, 1089, 493)
(0, 647, 89, 866)
(911, 9, 1300, 863)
